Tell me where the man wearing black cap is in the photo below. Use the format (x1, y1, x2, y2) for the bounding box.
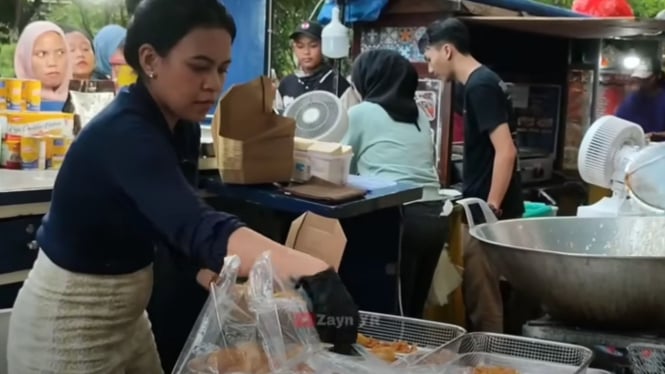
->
(274, 20, 357, 112)
(419, 18, 523, 333)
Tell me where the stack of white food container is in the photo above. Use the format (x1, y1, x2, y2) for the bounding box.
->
(293, 137, 353, 185)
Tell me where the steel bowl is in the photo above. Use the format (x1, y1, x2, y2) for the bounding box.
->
(457, 198, 665, 330)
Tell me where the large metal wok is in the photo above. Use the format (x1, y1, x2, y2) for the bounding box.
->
(457, 197, 665, 330)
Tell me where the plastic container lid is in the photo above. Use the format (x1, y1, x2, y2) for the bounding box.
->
(40, 101, 65, 112)
(523, 201, 556, 218)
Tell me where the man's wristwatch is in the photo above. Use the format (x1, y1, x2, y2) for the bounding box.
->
(488, 203, 503, 218)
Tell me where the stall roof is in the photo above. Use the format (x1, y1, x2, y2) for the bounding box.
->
(461, 16, 665, 38)
(463, 0, 586, 17)
(320, 0, 586, 24)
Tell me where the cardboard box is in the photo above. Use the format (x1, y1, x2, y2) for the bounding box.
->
(285, 212, 347, 271)
(213, 76, 295, 184)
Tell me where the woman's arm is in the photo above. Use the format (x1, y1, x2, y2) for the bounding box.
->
(106, 120, 327, 278)
(227, 227, 328, 279)
(340, 86, 360, 110)
(341, 105, 365, 174)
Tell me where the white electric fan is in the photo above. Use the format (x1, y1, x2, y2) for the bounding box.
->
(577, 115, 665, 217)
(283, 90, 348, 142)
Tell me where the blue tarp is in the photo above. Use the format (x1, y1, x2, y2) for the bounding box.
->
(317, 0, 588, 24)
(467, 0, 588, 17)
(222, 0, 268, 91)
(205, 0, 268, 123)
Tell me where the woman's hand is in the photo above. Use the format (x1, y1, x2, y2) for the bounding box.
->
(196, 269, 218, 290)
(227, 227, 328, 280)
(274, 248, 329, 281)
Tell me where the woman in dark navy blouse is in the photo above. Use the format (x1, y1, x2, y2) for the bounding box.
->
(7, 0, 358, 372)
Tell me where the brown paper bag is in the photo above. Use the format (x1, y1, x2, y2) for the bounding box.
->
(285, 212, 347, 271)
(214, 76, 295, 184)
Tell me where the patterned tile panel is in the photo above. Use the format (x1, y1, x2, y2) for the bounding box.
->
(360, 27, 427, 62)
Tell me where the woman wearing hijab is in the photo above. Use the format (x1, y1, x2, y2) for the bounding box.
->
(6, 0, 358, 372)
(14, 21, 72, 103)
(61, 26, 95, 80)
(93, 24, 127, 79)
(342, 49, 446, 319)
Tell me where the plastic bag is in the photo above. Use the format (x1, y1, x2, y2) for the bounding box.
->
(63, 79, 116, 137)
(401, 341, 462, 374)
(246, 252, 321, 371)
(304, 348, 402, 374)
(174, 252, 405, 373)
(173, 252, 323, 374)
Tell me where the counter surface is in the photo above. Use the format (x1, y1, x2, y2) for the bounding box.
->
(0, 170, 56, 207)
(201, 174, 423, 218)
(1, 171, 422, 218)
(0, 170, 57, 192)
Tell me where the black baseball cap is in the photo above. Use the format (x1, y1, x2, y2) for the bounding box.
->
(289, 21, 323, 41)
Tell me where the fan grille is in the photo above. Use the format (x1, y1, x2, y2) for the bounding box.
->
(288, 94, 341, 139)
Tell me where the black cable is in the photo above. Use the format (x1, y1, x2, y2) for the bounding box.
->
(332, 0, 346, 97)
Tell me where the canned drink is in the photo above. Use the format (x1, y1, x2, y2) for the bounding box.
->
(20, 135, 40, 169)
(116, 65, 138, 89)
(0, 79, 6, 111)
(1, 134, 21, 169)
(50, 136, 66, 170)
(6, 79, 23, 111)
(23, 80, 42, 111)
(51, 156, 65, 170)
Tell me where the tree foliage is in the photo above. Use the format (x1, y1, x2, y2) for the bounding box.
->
(271, 0, 321, 78)
(1, 0, 131, 77)
(0, 0, 319, 78)
(3, 0, 663, 79)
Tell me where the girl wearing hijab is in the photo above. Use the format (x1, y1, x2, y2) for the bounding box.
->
(14, 21, 72, 103)
(342, 49, 446, 319)
(93, 24, 127, 79)
(7, 0, 358, 372)
(62, 26, 95, 80)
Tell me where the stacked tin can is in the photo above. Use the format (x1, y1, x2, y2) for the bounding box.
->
(0, 78, 72, 170)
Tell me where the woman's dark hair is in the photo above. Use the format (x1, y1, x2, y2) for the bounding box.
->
(124, 0, 236, 74)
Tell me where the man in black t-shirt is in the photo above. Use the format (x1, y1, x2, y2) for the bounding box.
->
(419, 18, 523, 333)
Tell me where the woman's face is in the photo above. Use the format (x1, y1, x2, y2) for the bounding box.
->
(145, 27, 232, 122)
(110, 47, 126, 79)
(31, 31, 68, 89)
(65, 32, 95, 79)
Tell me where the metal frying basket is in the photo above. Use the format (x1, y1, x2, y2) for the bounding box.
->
(358, 310, 466, 348)
(628, 343, 665, 374)
(412, 332, 593, 373)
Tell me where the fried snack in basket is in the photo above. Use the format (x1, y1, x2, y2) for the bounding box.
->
(356, 333, 417, 362)
(473, 367, 519, 374)
(369, 346, 397, 363)
(187, 343, 312, 374)
(357, 333, 416, 353)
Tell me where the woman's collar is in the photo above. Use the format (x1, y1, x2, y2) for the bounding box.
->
(127, 79, 194, 134)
